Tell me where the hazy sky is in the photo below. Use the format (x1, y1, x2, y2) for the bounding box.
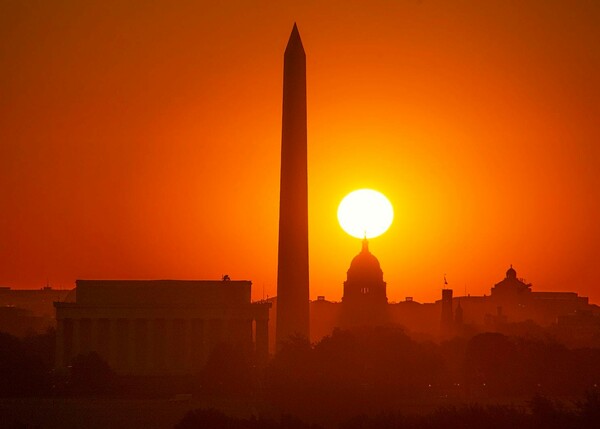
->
(1, 0, 599, 304)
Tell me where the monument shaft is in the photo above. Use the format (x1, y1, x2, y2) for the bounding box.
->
(276, 24, 310, 348)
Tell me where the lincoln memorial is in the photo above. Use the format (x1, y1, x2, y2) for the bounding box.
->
(54, 279, 270, 375)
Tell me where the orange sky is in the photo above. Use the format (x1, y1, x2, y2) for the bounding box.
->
(1, 0, 599, 304)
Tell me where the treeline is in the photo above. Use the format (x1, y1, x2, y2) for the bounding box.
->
(264, 327, 443, 416)
(0, 330, 54, 396)
(339, 393, 600, 429)
(176, 393, 600, 429)
(2, 325, 600, 404)
(0, 329, 118, 397)
(176, 409, 320, 429)
(260, 327, 600, 417)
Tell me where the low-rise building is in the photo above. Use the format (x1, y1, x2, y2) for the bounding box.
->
(54, 279, 270, 375)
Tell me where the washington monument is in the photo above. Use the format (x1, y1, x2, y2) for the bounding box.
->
(276, 24, 310, 348)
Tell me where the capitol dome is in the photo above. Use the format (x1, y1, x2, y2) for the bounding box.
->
(347, 239, 384, 283)
(342, 238, 388, 326)
(506, 265, 517, 279)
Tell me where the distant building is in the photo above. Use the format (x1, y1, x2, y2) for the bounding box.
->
(305, 240, 442, 341)
(310, 296, 341, 344)
(54, 279, 270, 375)
(0, 286, 70, 318)
(491, 265, 531, 300)
(295, 244, 599, 344)
(440, 288, 454, 337)
(456, 266, 594, 328)
(0, 306, 46, 337)
(0, 286, 70, 336)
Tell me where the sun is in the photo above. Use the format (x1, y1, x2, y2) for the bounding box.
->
(337, 189, 394, 239)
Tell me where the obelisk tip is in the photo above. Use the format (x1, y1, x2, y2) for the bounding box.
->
(286, 23, 304, 54)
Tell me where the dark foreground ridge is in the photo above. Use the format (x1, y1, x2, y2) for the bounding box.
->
(2, 325, 600, 428)
(175, 395, 600, 429)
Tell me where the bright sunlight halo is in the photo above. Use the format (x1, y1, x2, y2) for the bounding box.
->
(337, 189, 394, 239)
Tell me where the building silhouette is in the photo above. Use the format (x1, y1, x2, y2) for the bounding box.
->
(302, 243, 599, 344)
(460, 265, 593, 327)
(0, 285, 69, 336)
(42, 24, 600, 366)
(276, 24, 310, 348)
(440, 288, 454, 337)
(54, 280, 270, 375)
(454, 299, 463, 326)
(341, 238, 388, 327)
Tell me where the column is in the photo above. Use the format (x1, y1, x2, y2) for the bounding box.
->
(72, 318, 80, 359)
(190, 319, 204, 373)
(200, 319, 208, 365)
(128, 319, 135, 373)
(108, 318, 118, 369)
(165, 319, 174, 372)
(90, 318, 98, 354)
(147, 318, 155, 373)
(184, 319, 192, 373)
(256, 318, 269, 368)
(244, 319, 253, 353)
(55, 318, 65, 369)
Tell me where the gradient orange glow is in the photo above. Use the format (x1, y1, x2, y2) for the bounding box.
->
(1, 1, 599, 304)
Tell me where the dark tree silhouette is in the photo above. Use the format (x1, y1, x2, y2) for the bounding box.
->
(339, 396, 600, 429)
(266, 326, 444, 417)
(0, 331, 51, 396)
(70, 351, 115, 395)
(22, 328, 55, 370)
(200, 342, 257, 396)
(577, 389, 600, 427)
(175, 408, 320, 429)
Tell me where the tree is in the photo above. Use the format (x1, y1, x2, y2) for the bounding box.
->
(200, 342, 257, 396)
(0, 331, 51, 396)
(70, 351, 115, 395)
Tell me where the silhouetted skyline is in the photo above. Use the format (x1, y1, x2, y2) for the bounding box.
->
(2, 5, 600, 429)
(1, 1, 599, 305)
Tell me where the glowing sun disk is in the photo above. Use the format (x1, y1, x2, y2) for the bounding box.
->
(337, 189, 394, 239)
